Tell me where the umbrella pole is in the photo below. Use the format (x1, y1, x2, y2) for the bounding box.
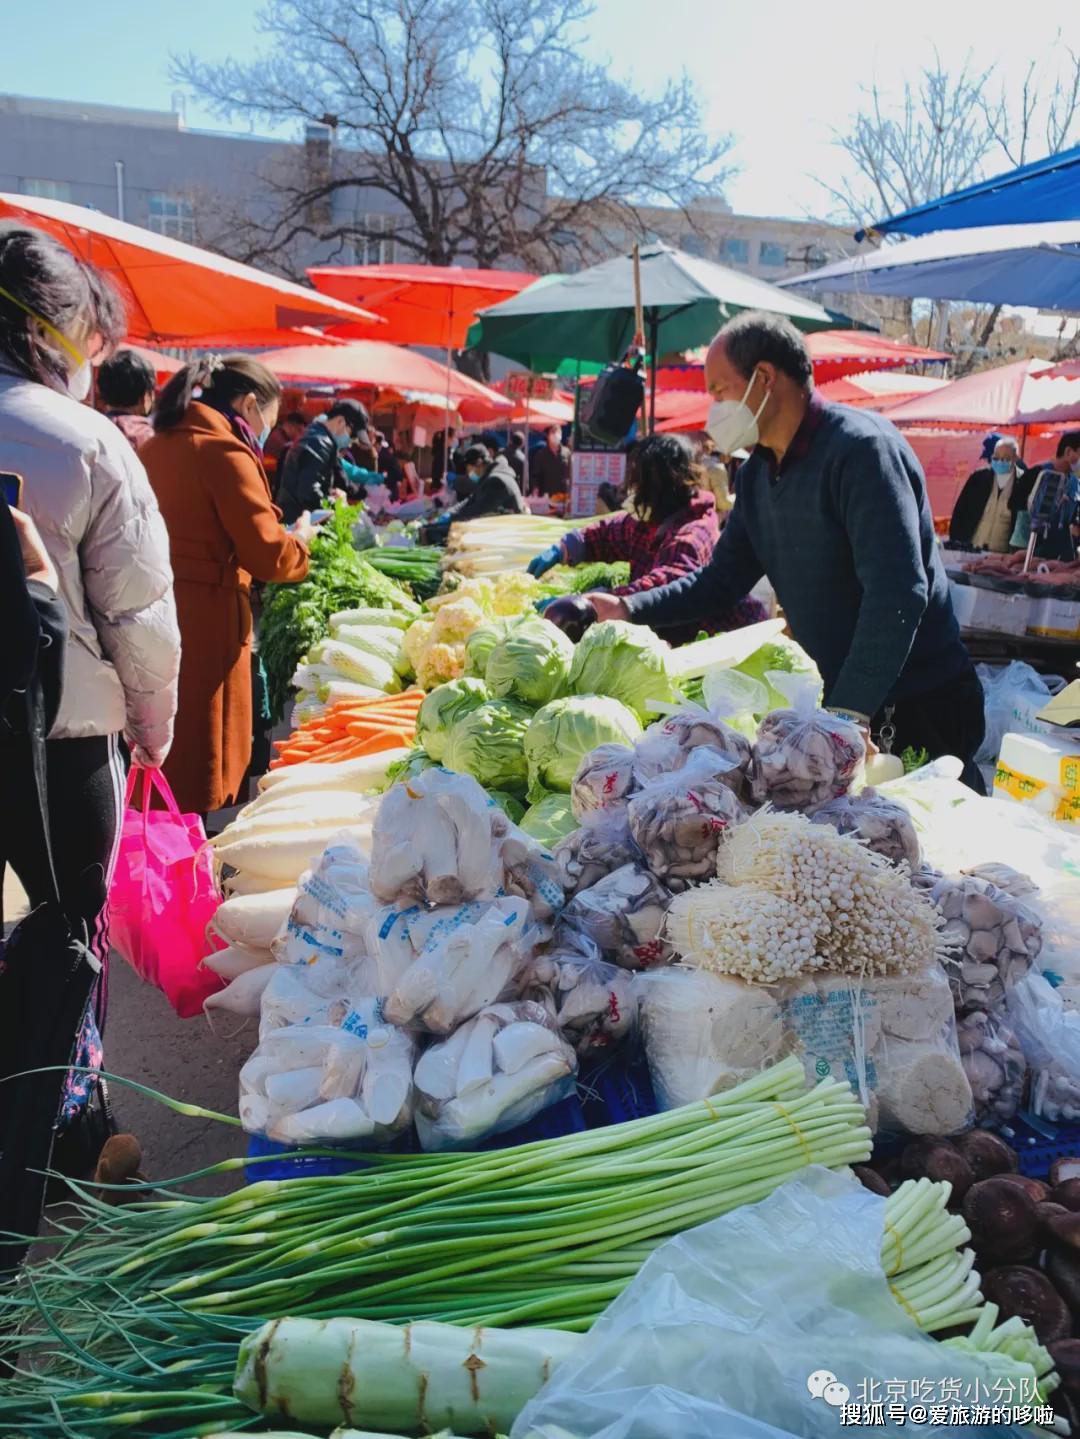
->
(523, 391, 531, 494)
(442, 294, 455, 484)
(648, 312, 659, 435)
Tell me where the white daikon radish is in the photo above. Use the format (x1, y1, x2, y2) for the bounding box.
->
(321, 680, 390, 707)
(211, 889, 297, 950)
(210, 804, 370, 848)
(239, 791, 378, 826)
(256, 748, 409, 795)
(213, 825, 372, 884)
(202, 943, 272, 981)
(203, 965, 274, 1018)
(221, 870, 288, 897)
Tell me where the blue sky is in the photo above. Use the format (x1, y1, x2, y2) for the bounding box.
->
(3, 0, 1074, 218)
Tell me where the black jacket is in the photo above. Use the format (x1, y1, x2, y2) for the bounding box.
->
(443, 456, 528, 523)
(276, 421, 343, 524)
(0, 495, 67, 738)
(949, 464, 1035, 546)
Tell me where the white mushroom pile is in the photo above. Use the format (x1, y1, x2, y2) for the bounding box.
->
(524, 937, 637, 1055)
(914, 872, 1042, 1012)
(554, 814, 640, 896)
(631, 709, 751, 794)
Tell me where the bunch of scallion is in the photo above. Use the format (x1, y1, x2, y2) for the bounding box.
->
(0, 1058, 870, 1438)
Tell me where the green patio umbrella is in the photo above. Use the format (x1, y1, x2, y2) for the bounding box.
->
(468, 243, 834, 430)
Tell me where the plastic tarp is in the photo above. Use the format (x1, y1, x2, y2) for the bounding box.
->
(781, 219, 1080, 311)
(308, 263, 537, 347)
(885, 357, 1080, 427)
(858, 141, 1080, 239)
(0, 192, 381, 345)
(512, 1167, 1030, 1439)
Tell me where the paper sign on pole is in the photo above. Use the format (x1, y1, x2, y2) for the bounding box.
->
(570, 451, 626, 517)
(506, 372, 557, 401)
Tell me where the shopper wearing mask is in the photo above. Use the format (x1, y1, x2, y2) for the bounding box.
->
(0, 222, 180, 1155)
(435, 444, 528, 527)
(142, 355, 310, 816)
(563, 310, 983, 789)
(1013, 430, 1080, 562)
(276, 397, 379, 524)
(949, 435, 1032, 552)
(97, 347, 158, 452)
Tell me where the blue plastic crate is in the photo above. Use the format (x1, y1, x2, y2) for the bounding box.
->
(580, 1050, 658, 1130)
(244, 1128, 416, 1183)
(1002, 1112, 1080, 1179)
(476, 1090, 587, 1150)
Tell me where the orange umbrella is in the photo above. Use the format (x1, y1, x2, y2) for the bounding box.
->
(308, 263, 537, 348)
(0, 193, 382, 346)
(258, 340, 513, 421)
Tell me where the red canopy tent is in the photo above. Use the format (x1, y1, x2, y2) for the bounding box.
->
(651, 330, 950, 391)
(883, 357, 1080, 428)
(0, 193, 382, 346)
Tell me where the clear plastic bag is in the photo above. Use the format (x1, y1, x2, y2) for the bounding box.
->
(700, 667, 771, 741)
(631, 705, 751, 792)
(559, 863, 673, 971)
(750, 673, 864, 812)
(974, 659, 1065, 772)
(239, 1002, 416, 1144)
(626, 749, 746, 884)
(369, 768, 505, 905)
(272, 839, 384, 971)
(811, 788, 921, 869)
(915, 873, 1042, 1014)
(413, 1000, 577, 1150)
(571, 742, 639, 821)
(956, 1008, 1026, 1127)
(554, 811, 641, 897)
(638, 968, 784, 1110)
(511, 1167, 1028, 1439)
(524, 932, 637, 1055)
(1008, 971, 1080, 1122)
(383, 896, 536, 1034)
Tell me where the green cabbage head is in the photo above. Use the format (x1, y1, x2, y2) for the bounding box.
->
(733, 635, 821, 714)
(525, 694, 642, 801)
(568, 620, 677, 721)
(443, 698, 534, 794)
(417, 677, 490, 761)
(519, 792, 578, 848)
(485, 617, 574, 706)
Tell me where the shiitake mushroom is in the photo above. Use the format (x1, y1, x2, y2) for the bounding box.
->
(982, 1265, 1072, 1344)
(962, 1177, 1039, 1264)
(954, 1130, 1019, 1183)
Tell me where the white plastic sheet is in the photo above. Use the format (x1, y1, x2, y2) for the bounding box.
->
(512, 1168, 1031, 1439)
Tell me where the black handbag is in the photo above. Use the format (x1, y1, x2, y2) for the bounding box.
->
(0, 691, 101, 1275)
(581, 363, 644, 446)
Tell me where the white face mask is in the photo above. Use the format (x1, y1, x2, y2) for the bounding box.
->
(706, 370, 769, 454)
(66, 359, 92, 402)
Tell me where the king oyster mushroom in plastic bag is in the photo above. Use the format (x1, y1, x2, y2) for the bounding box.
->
(626, 748, 746, 884)
(955, 1008, 1026, 1127)
(631, 706, 751, 795)
(413, 1000, 577, 1150)
(570, 743, 639, 821)
(750, 673, 864, 812)
(559, 863, 673, 970)
(811, 788, 921, 869)
(523, 931, 637, 1055)
(915, 872, 1042, 1012)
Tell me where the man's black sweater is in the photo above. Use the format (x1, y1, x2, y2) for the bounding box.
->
(625, 396, 970, 718)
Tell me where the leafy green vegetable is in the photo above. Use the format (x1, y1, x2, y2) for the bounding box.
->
(544, 561, 631, 594)
(733, 635, 821, 714)
(901, 745, 930, 774)
(381, 747, 436, 789)
(443, 699, 534, 794)
(485, 617, 574, 706)
(418, 678, 490, 762)
(464, 617, 521, 678)
(519, 792, 578, 847)
(487, 789, 527, 825)
(567, 620, 677, 722)
(259, 505, 417, 721)
(524, 694, 642, 800)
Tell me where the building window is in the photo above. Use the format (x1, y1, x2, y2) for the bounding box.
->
(680, 231, 706, 258)
(23, 178, 71, 202)
(719, 237, 750, 266)
(759, 241, 788, 267)
(355, 213, 397, 265)
(148, 193, 196, 243)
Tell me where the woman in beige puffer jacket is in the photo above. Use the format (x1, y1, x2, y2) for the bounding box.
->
(0, 223, 180, 1109)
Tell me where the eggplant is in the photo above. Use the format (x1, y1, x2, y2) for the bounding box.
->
(542, 594, 597, 642)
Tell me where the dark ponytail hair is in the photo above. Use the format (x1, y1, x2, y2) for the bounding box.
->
(0, 222, 126, 390)
(625, 433, 702, 524)
(153, 353, 281, 431)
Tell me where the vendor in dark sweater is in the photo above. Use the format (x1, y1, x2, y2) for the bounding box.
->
(578, 311, 985, 789)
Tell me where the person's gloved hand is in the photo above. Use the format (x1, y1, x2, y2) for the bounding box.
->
(527, 543, 562, 578)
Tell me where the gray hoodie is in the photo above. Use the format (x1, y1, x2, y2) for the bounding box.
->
(0, 371, 180, 754)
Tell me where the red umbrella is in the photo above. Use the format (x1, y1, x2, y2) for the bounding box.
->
(884, 357, 1080, 427)
(0, 193, 382, 345)
(805, 329, 951, 384)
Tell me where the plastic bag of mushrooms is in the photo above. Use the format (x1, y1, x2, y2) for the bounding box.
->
(811, 788, 922, 869)
(749, 675, 865, 813)
(626, 748, 746, 887)
(557, 863, 673, 971)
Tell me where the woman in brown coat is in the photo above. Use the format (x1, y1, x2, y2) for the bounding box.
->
(142, 355, 310, 815)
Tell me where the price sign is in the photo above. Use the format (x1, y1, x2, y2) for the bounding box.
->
(570, 451, 626, 517)
(505, 372, 556, 401)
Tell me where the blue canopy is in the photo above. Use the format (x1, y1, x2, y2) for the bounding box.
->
(857, 142, 1080, 240)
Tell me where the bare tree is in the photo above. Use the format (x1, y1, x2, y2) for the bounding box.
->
(175, 0, 734, 279)
(981, 37, 1080, 166)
